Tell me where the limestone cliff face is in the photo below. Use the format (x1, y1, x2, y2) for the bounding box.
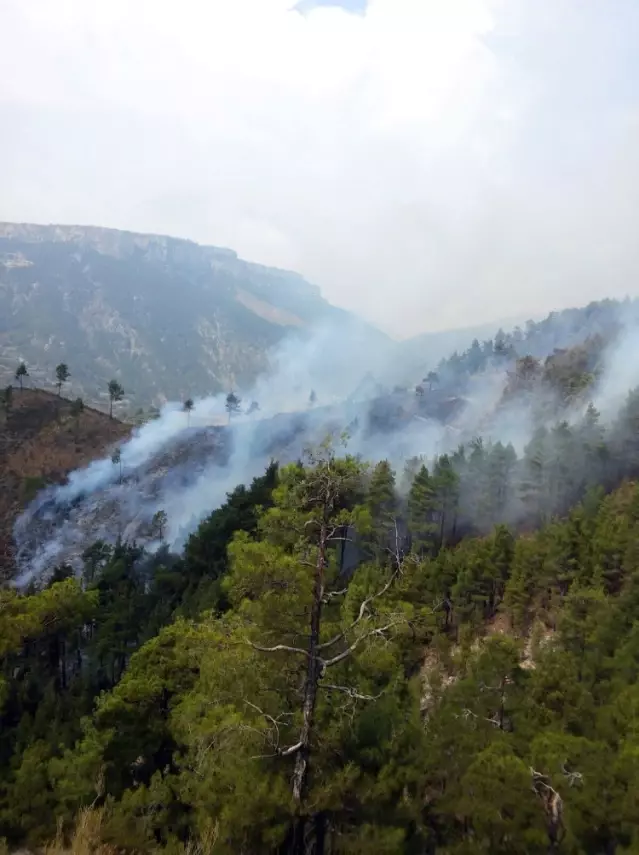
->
(0, 222, 367, 408)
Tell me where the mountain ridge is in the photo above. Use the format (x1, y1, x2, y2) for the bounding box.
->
(0, 221, 389, 409)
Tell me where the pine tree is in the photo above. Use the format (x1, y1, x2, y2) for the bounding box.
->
(433, 454, 460, 551)
(407, 464, 437, 556)
(366, 459, 398, 557)
(15, 362, 28, 390)
(55, 363, 70, 396)
(151, 509, 168, 541)
(225, 391, 241, 422)
(520, 427, 549, 526)
(107, 379, 124, 418)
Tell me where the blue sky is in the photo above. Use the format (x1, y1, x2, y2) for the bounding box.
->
(296, 0, 368, 14)
(0, 0, 638, 337)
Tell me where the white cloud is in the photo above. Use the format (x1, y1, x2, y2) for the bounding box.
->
(0, 0, 638, 337)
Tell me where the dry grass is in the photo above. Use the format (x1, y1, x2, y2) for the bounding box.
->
(44, 809, 115, 855)
(41, 810, 220, 855)
(0, 389, 130, 578)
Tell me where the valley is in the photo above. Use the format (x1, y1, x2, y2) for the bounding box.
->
(1, 0, 637, 848)
(3, 268, 639, 853)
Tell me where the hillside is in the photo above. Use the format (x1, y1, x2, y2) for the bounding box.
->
(398, 314, 536, 374)
(5, 431, 639, 850)
(0, 222, 388, 408)
(4, 293, 639, 849)
(0, 388, 129, 576)
(14, 290, 635, 584)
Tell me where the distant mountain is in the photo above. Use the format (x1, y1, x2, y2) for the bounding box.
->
(396, 298, 639, 393)
(0, 223, 387, 409)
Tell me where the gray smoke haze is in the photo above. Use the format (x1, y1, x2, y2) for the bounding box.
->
(592, 325, 639, 425)
(12, 321, 470, 583)
(15, 304, 639, 586)
(0, 0, 638, 337)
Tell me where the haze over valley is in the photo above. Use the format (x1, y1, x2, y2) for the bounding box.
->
(2, 1, 639, 852)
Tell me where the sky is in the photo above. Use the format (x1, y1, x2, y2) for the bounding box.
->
(0, 0, 638, 339)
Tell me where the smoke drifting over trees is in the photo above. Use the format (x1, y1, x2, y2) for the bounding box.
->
(13, 297, 639, 585)
(8, 297, 639, 851)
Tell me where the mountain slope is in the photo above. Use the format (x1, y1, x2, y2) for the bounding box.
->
(0, 222, 386, 408)
(398, 315, 535, 373)
(0, 388, 129, 577)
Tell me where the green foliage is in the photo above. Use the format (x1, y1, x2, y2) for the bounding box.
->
(14, 363, 28, 390)
(21, 475, 47, 503)
(152, 510, 168, 541)
(364, 459, 398, 558)
(8, 446, 639, 850)
(107, 379, 124, 418)
(55, 363, 70, 395)
(224, 391, 241, 421)
(181, 461, 279, 615)
(433, 298, 619, 396)
(407, 464, 437, 556)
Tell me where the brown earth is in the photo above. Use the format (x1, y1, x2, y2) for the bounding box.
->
(0, 388, 130, 578)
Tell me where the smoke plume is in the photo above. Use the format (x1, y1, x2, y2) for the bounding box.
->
(14, 303, 639, 585)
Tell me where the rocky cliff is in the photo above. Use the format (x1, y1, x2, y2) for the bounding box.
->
(0, 223, 383, 409)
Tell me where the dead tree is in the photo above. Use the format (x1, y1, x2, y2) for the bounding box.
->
(247, 446, 417, 853)
(531, 763, 582, 849)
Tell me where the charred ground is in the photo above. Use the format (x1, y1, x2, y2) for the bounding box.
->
(0, 389, 129, 576)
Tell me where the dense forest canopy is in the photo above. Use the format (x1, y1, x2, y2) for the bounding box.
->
(5, 297, 639, 852)
(429, 297, 635, 395)
(13, 296, 636, 584)
(5, 379, 639, 851)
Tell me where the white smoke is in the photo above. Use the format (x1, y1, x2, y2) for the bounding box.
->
(15, 306, 639, 586)
(12, 320, 411, 583)
(591, 325, 639, 425)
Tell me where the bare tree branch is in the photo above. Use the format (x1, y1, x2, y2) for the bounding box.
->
(322, 588, 348, 604)
(460, 708, 502, 728)
(561, 762, 583, 787)
(316, 569, 402, 652)
(531, 766, 564, 841)
(244, 700, 291, 730)
(321, 620, 403, 668)
(247, 640, 311, 657)
(278, 741, 303, 757)
(250, 741, 303, 761)
(320, 683, 382, 701)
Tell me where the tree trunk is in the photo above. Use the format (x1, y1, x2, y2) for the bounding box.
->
(439, 509, 446, 553)
(314, 812, 327, 855)
(292, 521, 327, 806)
